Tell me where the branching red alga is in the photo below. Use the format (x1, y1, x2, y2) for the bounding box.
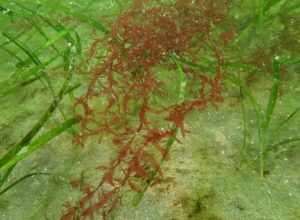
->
(61, 0, 231, 219)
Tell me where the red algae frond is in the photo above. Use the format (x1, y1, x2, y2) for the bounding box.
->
(61, 0, 232, 219)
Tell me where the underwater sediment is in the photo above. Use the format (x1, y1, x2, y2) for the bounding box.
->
(0, 0, 300, 219)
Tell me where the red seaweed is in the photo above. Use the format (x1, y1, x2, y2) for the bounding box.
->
(61, 0, 231, 219)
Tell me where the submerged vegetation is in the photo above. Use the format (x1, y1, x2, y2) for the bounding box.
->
(231, 57, 300, 178)
(0, 0, 300, 219)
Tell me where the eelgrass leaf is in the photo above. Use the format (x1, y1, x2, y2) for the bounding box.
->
(0, 168, 13, 190)
(0, 118, 79, 173)
(232, 57, 299, 177)
(237, 73, 248, 168)
(6, 2, 75, 57)
(228, 74, 266, 176)
(170, 55, 211, 73)
(11, 49, 65, 80)
(0, 75, 41, 99)
(56, 5, 110, 35)
(63, 48, 71, 72)
(2, 30, 76, 121)
(14, 2, 75, 45)
(0, 83, 80, 187)
(63, 45, 77, 103)
(264, 0, 287, 15)
(0, 30, 26, 48)
(172, 55, 263, 74)
(29, 19, 61, 55)
(222, 61, 263, 73)
(264, 0, 282, 11)
(2, 31, 54, 93)
(258, 0, 265, 32)
(0, 5, 33, 26)
(2, 31, 41, 65)
(0, 45, 23, 62)
(235, 22, 255, 43)
(280, 59, 300, 65)
(0, 5, 61, 56)
(228, 74, 265, 122)
(279, 3, 300, 14)
(264, 59, 280, 131)
(0, 50, 65, 99)
(74, 30, 84, 61)
(173, 56, 187, 103)
(274, 107, 300, 131)
(268, 107, 300, 148)
(42, 27, 75, 48)
(0, 172, 51, 196)
(236, 0, 284, 43)
(267, 137, 300, 152)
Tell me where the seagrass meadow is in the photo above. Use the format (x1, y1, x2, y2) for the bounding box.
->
(0, 0, 300, 219)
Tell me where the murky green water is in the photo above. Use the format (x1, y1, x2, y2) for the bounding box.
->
(0, 1, 299, 219)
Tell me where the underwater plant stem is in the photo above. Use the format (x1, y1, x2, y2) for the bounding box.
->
(228, 74, 265, 177)
(259, 137, 266, 179)
(264, 60, 280, 131)
(259, 59, 281, 178)
(238, 73, 248, 168)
